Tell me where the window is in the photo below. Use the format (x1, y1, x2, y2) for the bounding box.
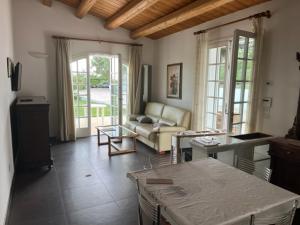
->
(205, 45, 228, 130)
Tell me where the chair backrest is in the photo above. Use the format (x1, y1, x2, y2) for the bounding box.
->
(143, 155, 172, 170)
(136, 179, 161, 225)
(235, 156, 255, 175)
(151, 155, 172, 168)
(250, 200, 298, 225)
(235, 156, 272, 182)
(262, 167, 272, 182)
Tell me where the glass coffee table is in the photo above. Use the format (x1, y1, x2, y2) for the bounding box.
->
(96, 125, 138, 156)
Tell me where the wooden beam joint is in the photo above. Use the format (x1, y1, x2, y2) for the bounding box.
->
(42, 0, 52, 7)
(130, 0, 238, 39)
(105, 0, 160, 30)
(76, 0, 97, 19)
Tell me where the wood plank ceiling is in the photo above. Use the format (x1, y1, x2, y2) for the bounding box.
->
(43, 0, 271, 39)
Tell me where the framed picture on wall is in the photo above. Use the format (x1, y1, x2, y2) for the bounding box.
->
(167, 63, 182, 99)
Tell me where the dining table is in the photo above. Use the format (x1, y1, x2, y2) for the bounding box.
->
(127, 158, 300, 225)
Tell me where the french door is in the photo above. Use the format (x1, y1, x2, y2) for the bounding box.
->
(205, 44, 230, 131)
(204, 30, 256, 134)
(228, 30, 256, 134)
(110, 55, 122, 125)
(71, 57, 90, 137)
(71, 54, 123, 138)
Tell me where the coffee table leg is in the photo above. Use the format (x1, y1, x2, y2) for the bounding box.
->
(108, 137, 111, 156)
(97, 129, 100, 146)
(133, 137, 137, 151)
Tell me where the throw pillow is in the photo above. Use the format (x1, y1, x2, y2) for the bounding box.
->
(137, 115, 153, 124)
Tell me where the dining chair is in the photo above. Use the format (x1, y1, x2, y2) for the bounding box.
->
(143, 155, 172, 170)
(262, 167, 272, 182)
(249, 200, 298, 225)
(136, 178, 170, 225)
(235, 156, 272, 182)
(235, 156, 256, 175)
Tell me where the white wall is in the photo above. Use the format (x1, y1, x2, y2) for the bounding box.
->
(0, 0, 16, 224)
(12, 0, 155, 136)
(153, 0, 300, 136)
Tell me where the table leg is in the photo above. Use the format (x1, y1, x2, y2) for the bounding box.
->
(133, 137, 137, 151)
(177, 137, 181, 164)
(108, 137, 111, 156)
(97, 129, 100, 146)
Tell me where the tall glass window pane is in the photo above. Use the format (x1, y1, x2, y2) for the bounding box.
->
(209, 48, 217, 64)
(205, 45, 227, 130)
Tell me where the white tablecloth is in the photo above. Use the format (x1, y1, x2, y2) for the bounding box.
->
(128, 159, 299, 225)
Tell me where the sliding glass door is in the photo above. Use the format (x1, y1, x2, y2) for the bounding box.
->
(71, 54, 126, 137)
(228, 30, 256, 134)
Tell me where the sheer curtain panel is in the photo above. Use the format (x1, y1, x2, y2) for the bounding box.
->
(128, 46, 143, 115)
(56, 38, 76, 141)
(192, 32, 208, 131)
(249, 17, 264, 132)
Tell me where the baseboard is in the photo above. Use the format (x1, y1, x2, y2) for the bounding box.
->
(4, 172, 15, 225)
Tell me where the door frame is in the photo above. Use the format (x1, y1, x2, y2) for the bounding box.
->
(71, 53, 123, 137)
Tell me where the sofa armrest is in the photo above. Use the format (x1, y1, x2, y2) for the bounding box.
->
(129, 114, 143, 121)
(155, 126, 186, 133)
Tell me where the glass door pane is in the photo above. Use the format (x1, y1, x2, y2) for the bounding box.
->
(229, 30, 256, 134)
(205, 45, 228, 131)
(89, 55, 111, 134)
(110, 55, 121, 125)
(71, 57, 90, 137)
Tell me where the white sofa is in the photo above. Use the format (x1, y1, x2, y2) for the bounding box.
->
(125, 102, 191, 152)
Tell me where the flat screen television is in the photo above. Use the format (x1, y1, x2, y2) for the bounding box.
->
(11, 62, 22, 91)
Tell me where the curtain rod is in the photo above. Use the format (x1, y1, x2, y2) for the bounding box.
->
(194, 10, 271, 35)
(52, 35, 143, 46)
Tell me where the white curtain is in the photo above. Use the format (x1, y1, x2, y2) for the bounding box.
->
(128, 46, 143, 115)
(249, 17, 264, 132)
(56, 38, 76, 141)
(192, 32, 208, 131)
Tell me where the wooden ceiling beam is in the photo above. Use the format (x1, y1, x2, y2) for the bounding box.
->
(76, 0, 97, 19)
(105, 0, 160, 30)
(42, 0, 52, 7)
(130, 0, 236, 39)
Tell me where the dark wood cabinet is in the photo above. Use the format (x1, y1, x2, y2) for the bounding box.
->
(13, 96, 53, 169)
(269, 138, 300, 225)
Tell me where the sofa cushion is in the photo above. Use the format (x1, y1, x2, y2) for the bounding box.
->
(136, 115, 153, 123)
(125, 121, 140, 131)
(161, 105, 186, 127)
(145, 102, 165, 118)
(136, 124, 157, 142)
(159, 118, 176, 126)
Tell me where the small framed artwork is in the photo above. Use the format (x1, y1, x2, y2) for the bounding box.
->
(7, 57, 14, 77)
(167, 63, 182, 99)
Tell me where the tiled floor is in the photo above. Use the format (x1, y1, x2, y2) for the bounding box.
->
(8, 136, 159, 225)
(7, 136, 270, 225)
